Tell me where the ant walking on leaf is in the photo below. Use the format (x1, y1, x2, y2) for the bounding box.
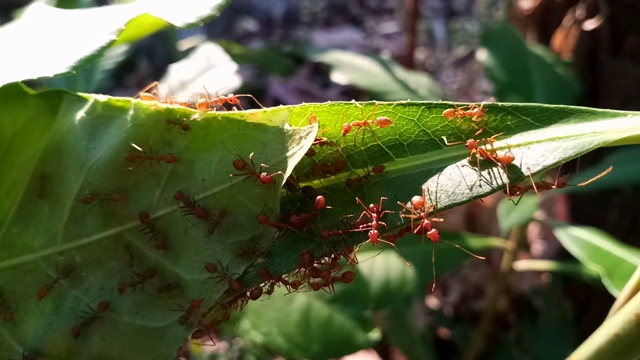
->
(352, 197, 411, 266)
(341, 102, 393, 148)
(196, 86, 264, 111)
(230, 152, 284, 185)
(398, 188, 485, 291)
(125, 143, 179, 168)
(135, 81, 190, 108)
(504, 165, 613, 205)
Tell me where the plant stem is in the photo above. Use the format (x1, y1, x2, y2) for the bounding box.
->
(464, 226, 523, 360)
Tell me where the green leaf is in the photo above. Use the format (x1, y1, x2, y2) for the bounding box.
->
(0, 83, 316, 358)
(512, 259, 601, 284)
(569, 290, 640, 360)
(564, 146, 640, 192)
(497, 193, 538, 236)
(0, 0, 230, 86)
(3, 81, 640, 358)
(298, 46, 446, 101)
(552, 224, 640, 296)
(231, 287, 375, 360)
(480, 20, 581, 104)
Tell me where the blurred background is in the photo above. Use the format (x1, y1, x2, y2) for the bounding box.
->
(3, 0, 640, 359)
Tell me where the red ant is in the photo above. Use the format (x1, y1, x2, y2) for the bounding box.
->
(230, 152, 283, 185)
(166, 118, 190, 132)
(205, 262, 242, 292)
(196, 86, 264, 111)
(341, 102, 393, 147)
(0, 291, 15, 323)
(236, 245, 266, 260)
(156, 281, 180, 294)
(398, 189, 485, 290)
(82, 191, 125, 205)
(445, 133, 515, 191)
(37, 265, 74, 300)
(445, 133, 515, 171)
(175, 191, 226, 235)
(257, 213, 289, 232)
(177, 298, 204, 326)
(352, 197, 409, 265)
(504, 165, 613, 205)
(397, 190, 443, 244)
(345, 164, 385, 187)
(125, 143, 179, 168)
(118, 267, 158, 295)
(442, 103, 486, 125)
(72, 300, 110, 339)
(312, 158, 346, 178)
(138, 211, 168, 250)
(135, 81, 190, 108)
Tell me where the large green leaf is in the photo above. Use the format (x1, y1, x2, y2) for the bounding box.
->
(552, 224, 640, 296)
(2, 81, 640, 358)
(0, 83, 315, 358)
(0, 0, 230, 86)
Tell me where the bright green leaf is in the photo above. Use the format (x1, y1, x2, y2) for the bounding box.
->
(552, 224, 640, 296)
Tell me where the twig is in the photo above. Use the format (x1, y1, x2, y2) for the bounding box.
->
(465, 226, 523, 360)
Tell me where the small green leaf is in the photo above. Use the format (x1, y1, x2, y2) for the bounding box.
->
(552, 224, 640, 296)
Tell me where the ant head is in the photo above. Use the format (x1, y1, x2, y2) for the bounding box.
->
(227, 96, 242, 105)
(315, 195, 326, 211)
(410, 195, 426, 210)
(257, 214, 269, 224)
(259, 172, 275, 184)
(466, 139, 478, 150)
(309, 114, 318, 125)
(369, 203, 380, 213)
(555, 174, 569, 188)
(342, 123, 352, 136)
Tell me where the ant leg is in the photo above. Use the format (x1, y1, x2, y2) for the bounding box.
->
(526, 167, 540, 195)
(577, 166, 613, 186)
